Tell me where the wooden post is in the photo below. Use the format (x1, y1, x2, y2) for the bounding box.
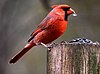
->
(47, 42, 100, 74)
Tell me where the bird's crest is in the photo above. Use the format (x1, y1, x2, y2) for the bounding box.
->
(51, 5, 59, 8)
(51, 4, 70, 8)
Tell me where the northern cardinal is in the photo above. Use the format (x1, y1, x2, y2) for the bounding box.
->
(9, 4, 76, 64)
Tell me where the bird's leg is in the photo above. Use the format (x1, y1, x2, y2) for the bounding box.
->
(34, 41, 47, 47)
(40, 42, 48, 47)
(40, 42, 51, 51)
(34, 41, 51, 50)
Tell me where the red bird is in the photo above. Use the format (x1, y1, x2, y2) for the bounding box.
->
(9, 4, 76, 64)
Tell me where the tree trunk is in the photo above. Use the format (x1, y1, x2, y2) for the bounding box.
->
(47, 42, 100, 74)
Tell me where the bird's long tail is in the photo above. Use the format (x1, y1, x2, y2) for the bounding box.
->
(9, 42, 35, 64)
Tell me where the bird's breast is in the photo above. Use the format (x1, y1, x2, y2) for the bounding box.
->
(50, 20, 67, 34)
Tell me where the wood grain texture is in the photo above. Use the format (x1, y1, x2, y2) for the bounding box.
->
(47, 42, 100, 74)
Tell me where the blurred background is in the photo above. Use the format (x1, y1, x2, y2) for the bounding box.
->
(0, 0, 100, 74)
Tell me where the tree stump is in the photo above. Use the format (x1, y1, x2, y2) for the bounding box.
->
(47, 42, 100, 74)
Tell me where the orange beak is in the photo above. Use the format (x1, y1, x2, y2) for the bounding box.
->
(67, 8, 77, 16)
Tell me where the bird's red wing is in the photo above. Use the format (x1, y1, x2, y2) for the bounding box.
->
(28, 17, 56, 42)
(28, 28, 42, 42)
